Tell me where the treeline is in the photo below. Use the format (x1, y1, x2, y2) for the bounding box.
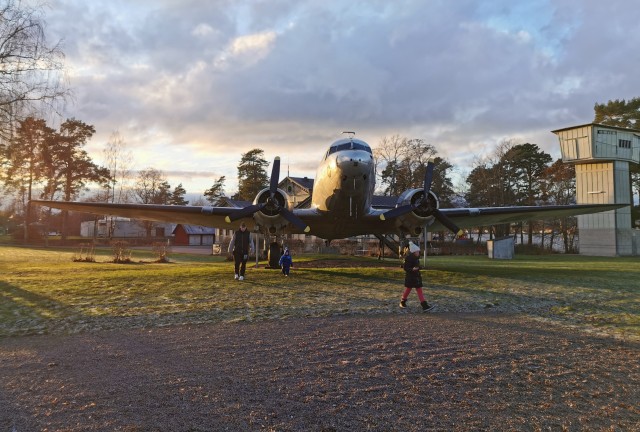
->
(1, 107, 638, 249)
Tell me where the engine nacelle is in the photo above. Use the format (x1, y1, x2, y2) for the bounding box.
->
(393, 188, 440, 235)
(251, 187, 294, 233)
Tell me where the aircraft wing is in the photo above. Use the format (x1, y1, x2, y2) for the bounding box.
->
(31, 200, 625, 239)
(30, 200, 239, 228)
(424, 203, 625, 232)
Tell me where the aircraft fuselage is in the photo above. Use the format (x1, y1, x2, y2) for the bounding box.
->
(310, 137, 375, 238)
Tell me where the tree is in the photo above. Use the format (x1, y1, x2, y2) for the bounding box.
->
(47, 119, 109, 200)
(134, 168, 171, 237)
(204, 175, 226, 205)
(594, 97, 640, 128)
(236, 149, 269, 201)
(42, 119, 110, 239)
(169, 183, 188, 205)
(0, 0, 68, 140)
(466, 140, 520, 238)
(429, 157, 455, 207)
(102, 131, 133, 204)
(374, 135, 440, 197)
(394, 138, 437, 193)
(374, 135, 406, 196)
(542, 159, 577, 252)
(134, 168, 171, 205)
(0, 116, 54, 240)
(501, 143, 552, 245)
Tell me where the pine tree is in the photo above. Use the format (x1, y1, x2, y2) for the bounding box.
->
(204, 176, 226, 204)
(236, 149, 269, 201)
(170, 183, 188, 205)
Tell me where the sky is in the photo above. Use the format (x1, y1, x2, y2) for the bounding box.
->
(42, 0, 640, 200)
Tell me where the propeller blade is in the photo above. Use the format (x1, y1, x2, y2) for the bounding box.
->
(270, 157, 281, 194)
(280, 208, 310, 233)
(423, 161, 434, 194)
(224, 203, 264, 223)
(433, 209, 464, 237)
(379, 204, 413, 221)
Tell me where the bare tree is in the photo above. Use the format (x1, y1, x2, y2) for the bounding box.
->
(374, 135, 405, 196)
(0, 0, 68, 140)
(102, 131, 133, 203)
(134, 168, 170, 205)
(134, 168, 170, 238)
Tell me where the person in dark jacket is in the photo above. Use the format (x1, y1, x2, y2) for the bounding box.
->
(278, 248, 293, 276)
(227, 222, 254, 280)
(399, 242, 434, 311)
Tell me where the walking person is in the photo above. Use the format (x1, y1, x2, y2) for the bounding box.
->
(278, 248, 293, 276)
(228, 222, 254, 280)
(399, 242, 434, 312)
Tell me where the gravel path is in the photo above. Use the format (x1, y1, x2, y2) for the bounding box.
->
(1, 313, 638, 431)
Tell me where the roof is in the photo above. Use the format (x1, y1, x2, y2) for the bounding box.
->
(295, 195, 312, 208)
(216, 197, 252, 208)
(173, 224, 217, 235)
(551, 122, 640, 134)
(282, 176, 314, 191)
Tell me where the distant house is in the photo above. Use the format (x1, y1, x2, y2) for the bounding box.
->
(279, 176, 314, 208)
(173, 224, 216, 246)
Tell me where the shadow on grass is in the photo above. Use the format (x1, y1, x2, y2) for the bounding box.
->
(0, 281, 80, 336)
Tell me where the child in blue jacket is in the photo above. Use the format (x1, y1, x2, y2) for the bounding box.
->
(279, 248, 293, 276)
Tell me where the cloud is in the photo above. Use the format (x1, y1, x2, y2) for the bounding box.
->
(44, 0, 640, 195)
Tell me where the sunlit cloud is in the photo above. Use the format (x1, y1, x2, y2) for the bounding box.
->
(41, 0, 640, 197)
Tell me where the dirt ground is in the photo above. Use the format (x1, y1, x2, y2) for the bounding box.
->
(1, 313, 638, 431)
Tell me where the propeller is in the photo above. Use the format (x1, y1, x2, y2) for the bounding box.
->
(225, 157, 310, 233)
(380, 161, 463, 237)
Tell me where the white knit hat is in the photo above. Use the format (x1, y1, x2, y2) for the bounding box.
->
(408, 242, 420, 253)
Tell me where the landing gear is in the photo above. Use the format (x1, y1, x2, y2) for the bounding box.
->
(267, 241, 281, 269)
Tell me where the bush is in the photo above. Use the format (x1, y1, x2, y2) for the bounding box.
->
(111, 240, 132, 263)
(152, 242, 171, 263)
(73, 243, 96, 262)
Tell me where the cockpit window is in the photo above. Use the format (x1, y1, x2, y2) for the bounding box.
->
(352, 142, 372, 153)
(326, 141, 372, 158)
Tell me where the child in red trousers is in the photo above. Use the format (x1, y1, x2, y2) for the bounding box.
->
(399, 242, 434, 312)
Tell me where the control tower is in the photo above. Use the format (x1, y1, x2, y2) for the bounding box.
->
(552, 123, 639, 256)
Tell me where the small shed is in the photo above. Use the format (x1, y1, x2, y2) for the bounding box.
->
(173, 224, 216, 246)
(487, 236, 514, 259)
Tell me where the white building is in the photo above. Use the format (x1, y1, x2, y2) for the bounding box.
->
(553, 123, 640, 256)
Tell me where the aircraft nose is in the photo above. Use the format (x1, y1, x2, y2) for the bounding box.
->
(336, 153, 372, 176)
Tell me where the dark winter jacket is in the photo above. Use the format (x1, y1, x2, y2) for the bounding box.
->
(228, 229, 253, 255)
(403, 253, 423, 288)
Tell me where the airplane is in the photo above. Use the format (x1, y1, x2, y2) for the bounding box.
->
(31, 132, 623, 265)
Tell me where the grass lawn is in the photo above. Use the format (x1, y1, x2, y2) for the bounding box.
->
(0, 245, 638, 340)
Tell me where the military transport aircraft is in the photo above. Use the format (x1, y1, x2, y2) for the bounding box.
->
(32, 133, 622, 259)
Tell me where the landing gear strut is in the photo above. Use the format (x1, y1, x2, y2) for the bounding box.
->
(267, 241, 281, 269)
